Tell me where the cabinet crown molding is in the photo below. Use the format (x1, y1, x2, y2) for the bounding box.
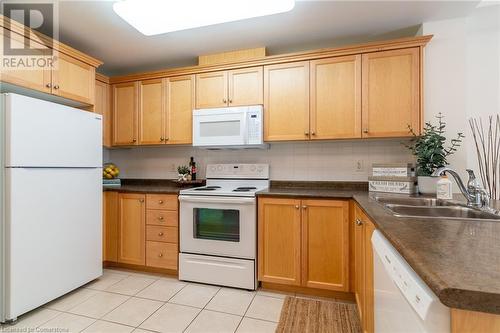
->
(110, 35, 432, 84)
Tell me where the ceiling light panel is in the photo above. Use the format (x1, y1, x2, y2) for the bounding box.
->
(113, 0, 296, 36)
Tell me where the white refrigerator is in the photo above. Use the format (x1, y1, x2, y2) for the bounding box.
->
(0, 93, 103, 323)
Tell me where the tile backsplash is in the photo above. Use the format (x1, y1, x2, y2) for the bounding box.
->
(105, 139, 414, 181)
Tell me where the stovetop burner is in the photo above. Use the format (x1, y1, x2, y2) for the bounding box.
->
(233, 186, 257, 192)
(194, 186, 221, 191)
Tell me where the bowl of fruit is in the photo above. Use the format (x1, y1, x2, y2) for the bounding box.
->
(103, 163, 120, 179)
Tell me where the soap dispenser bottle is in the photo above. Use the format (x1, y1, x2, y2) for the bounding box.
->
(436, 175, 453, 199)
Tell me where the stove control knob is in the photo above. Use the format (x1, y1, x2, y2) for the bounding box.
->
(257, 166, 264, 172)
(250, 165, 256, 172)
(217, 165, 223, 171)
(210, 165, 217, 172)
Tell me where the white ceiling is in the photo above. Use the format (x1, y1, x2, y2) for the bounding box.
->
(56, 0, 481, 76)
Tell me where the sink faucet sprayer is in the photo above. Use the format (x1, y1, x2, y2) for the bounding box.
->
(432, 167, 490, 208)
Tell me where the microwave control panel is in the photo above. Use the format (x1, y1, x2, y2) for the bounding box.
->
(246, 110, 263, 144)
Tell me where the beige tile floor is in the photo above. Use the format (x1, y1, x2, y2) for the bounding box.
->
(0, 268, 330, 333)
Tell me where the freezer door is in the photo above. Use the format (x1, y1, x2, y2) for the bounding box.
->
(4, 93, 102, 167)
(4, 168, 102, 320)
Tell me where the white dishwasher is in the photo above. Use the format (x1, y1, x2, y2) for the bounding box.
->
(372, 230, 450, 333)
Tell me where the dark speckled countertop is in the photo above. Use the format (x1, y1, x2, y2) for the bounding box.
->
(257, 181, 500, 315)
(103, 178, 205, 194)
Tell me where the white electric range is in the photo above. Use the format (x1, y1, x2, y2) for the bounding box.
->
(178, 164, 269, 290)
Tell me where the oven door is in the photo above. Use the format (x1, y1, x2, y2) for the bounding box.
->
(192, 108, 247, 147)
(179, 195, 256, 259)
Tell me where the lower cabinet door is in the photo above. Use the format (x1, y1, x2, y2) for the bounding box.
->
(103, 191, 119, 262)
(258, 197, 302, 285)
(301, 199, 350, 291)
(363, 219, 376, 333)
(354, 206, 366, 323)
(118, 193, 146, 265)
(146, 241, 177, 270)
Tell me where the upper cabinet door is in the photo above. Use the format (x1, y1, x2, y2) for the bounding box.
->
(301, 199, 350, 291)
(113, 82, 138, 146)
(195, 71, 228, 108)
(95, 80, 112, 147)
(0, 29, 51, 94)
(166, 75, 195, 145)
(52, 52, 95, 105)
(264, 62, 310, 141)
(228, 67, 263, 106)
(139, 79, 165, 145)
(362, 48, 420, 138)
(310, 56, 361, 140)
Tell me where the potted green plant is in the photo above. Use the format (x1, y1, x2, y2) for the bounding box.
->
(404, 113, 464, 194)
(177, 165, 191, 182)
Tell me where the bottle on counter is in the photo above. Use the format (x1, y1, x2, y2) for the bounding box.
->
(190, 157, 197, 181)
(436, 175, 453, 199)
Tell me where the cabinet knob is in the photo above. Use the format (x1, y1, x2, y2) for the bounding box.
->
(160, 137, 164, 141)
(229, 99, 233, 103)
(302, 205, 308, 209)
(139, 199, 144, 203)
(355, 218, 363, 226)
(158, 200, 164, 204)
(304, 131, 309, 136)
(295, 205, 300, 209)
(46, 83, 52, 88)
(158, 216, 164, 220)
(223, 98, 227, 103)
(363, 129, 369, 134)
(158, 232, 164, 236)
(53, 85, 59, 89)
(311, 132, 316, 136)
(132, 139, 137, 143)
(158, 253, 163, 258)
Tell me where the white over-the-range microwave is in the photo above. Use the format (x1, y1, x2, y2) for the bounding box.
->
(192, 105, 267, 149)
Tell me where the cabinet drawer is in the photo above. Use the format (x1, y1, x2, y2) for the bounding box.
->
(146, 226, 178, 243)
(146, 210, 178, 227)
(146, 194, 178, 210)
(146, 241, 178, 270)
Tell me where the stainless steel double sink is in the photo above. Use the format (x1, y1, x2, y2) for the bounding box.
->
(373, 196, 500, 221)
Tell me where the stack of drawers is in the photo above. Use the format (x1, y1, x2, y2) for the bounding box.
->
(146, 194, 179, 270)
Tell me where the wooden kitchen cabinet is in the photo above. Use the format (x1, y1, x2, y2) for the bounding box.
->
(117, 193, 146, 265)
(95, 77, 112, 147)
(139, 79, 165, 145)
(113, 82, 139, 146)
(165, 75, 195, 144)
(103, 191, 119, 262)
(258, 197, 350, 291)
(354, 204, 375, 333)
(196, 67, 263, 109)
(302, 199, 350, 291)
(196, 71, 228, 108)
(0, 27, 100, 106)
(361, 47, 420, 138)
(52, 52, 95, 105)
(310, 55, 361, 139)
(258, 197, 302, 286)
(264, 61, 310, 141)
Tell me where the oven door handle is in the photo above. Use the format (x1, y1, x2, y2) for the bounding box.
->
(179, 195, 255, 205)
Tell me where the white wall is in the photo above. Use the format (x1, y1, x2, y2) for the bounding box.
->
(106, 140, 413, 181)
(422, 4, 500, 190)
